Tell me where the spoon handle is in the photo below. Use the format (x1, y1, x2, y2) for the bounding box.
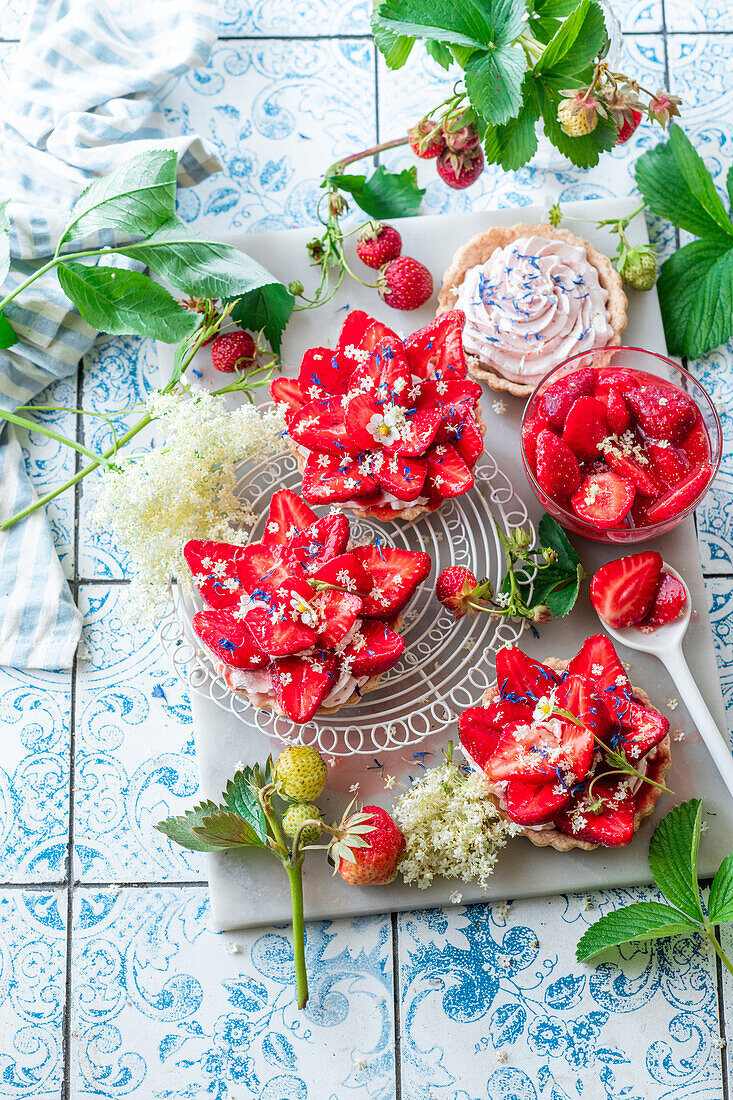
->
(661, 646, 733, 800)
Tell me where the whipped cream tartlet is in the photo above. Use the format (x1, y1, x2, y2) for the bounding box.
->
(438, 224, 627, 396)
(270, 309, 486, 523)
(185, 489, 431, 723)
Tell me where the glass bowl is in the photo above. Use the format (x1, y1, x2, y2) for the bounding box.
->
(520, 346, 722, 544)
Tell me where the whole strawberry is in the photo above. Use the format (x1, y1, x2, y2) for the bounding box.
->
(332, 804, 406, 886)
(615, 108, 642, 145)
(436, 145, 484, 190)
(211, 330, 257, 373)
(378, 256, 433, 311)
(557, 92, 600, 136)
(436, 566, 494, 620)
(617, 247, 658, 291)
(408, 117, 445, 159)
(274, 745, 327, 802)
(282, 802, 322, 845)
(356, 222, 402, 270)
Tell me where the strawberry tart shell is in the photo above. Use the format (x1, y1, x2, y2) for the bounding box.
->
(436, 223, 628, 398)
(211, 611, 403, 721)
(473, 656, 671, 852)
(289, 401, 487, 523)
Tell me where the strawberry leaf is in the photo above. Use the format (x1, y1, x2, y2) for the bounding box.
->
(155, 801, 231, 852)
(376, 0, 527, 50)
(648, 799, 706, 921)
(195, 809, 266, 849)
(484, 80, 540, 169)
(576, 902, 699, 962)
(222, 769, 268, 842)
(465, 45, 526, 126)
(538, 514, 581, 575)
(533, 0, 605, 83)
(0, 311, 17, 349)
(654, 237, 733, 360)
(329, 166, 425, 219)
(708, 852, 733, 925)
(230, 282, 295, 356)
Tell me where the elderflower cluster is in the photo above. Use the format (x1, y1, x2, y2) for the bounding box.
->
(91, 388, 286, 620)
(393, 760, 521, 889)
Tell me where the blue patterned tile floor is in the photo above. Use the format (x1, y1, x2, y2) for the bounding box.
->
(1, 2, 733, 1098)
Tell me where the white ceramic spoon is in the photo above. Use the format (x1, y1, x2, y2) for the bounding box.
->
(596, 562, 733, 800)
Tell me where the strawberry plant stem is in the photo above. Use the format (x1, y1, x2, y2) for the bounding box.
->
(328, 136, 410, 176)
(286, 858, 309, 1010)
(705, 924, 733, 979)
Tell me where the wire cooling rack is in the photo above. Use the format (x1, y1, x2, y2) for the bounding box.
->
(159, 445, 533, 756)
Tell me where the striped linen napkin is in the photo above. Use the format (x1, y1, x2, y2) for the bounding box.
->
(0, 0, 221, 669)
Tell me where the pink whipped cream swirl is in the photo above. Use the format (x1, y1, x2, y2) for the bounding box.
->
(454, 235, 614, 384)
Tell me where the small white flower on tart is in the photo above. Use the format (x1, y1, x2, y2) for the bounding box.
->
(366, 405, 406, 446)
(532, 689, 559, 724)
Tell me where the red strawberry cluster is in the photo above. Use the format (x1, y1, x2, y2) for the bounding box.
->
(185, 489, 430, 723)
(523, 365, 713, 532)
(590, 551, 687, 631)
(459, 636, 670, 846)
(271, 310, 484, 512)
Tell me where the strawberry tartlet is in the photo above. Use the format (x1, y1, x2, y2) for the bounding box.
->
(184, 490, 431, 724)
(459, 636, 671, 850)
(270, 309, 486, 522)
(523, 361, 716, 538)
(437, 224, 627, 396)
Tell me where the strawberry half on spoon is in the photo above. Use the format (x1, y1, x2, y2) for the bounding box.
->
(458, 638, 672, 849)
(186, 489, 430, 723)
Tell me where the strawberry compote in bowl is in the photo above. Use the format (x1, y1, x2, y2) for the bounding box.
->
(520, 347, 722, 543)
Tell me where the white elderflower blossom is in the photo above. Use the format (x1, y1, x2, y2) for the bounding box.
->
(91, 389, 286, 621)
(393, 757, 518, 889)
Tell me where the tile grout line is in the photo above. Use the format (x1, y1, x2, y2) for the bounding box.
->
(391, 912, 403, 1100)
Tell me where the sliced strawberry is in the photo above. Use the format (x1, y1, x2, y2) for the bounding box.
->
(555, 672, 612, 740)
(589, 551, 663, 628)
(270, 653, 338, 722)
(571, 470, 635, 528)
(487, 717, 593, 785)
(567, 634, 630, 696)
(297, 346, 348, 399)
(495, 646, 559, 703)
(390, 407, 442, 457)
(625, 384, 697, 445)
(354, 545, 431, 619)
(615, 701, 670, 760)
(270, 377, 306, 426)
(301, 451, 379, 505)
(562, 396, 609, 461)
(453, 415, 484, 467)
(311, 552, 373, 596)
(336, 311, 399, 376)
(605, 386, 630, 435)
(644, 463, 712, 523)
(555, 778, 635, 847)
(184, 539, 248, 609)
(244, 579, 318, 656)
(290, 397, 355, 456)
(287, 514, 350, 573)
(535, 429, 581, 501)
(403, 310, 467, 380)
(262, 489, 317, 545)
(483, 699, 534, 727)
(602, 446, 659, 497)
(349, 335, 411, 404)
(680, 416, 709, 465)
(193, 609, 267, 669)
(645, 441, 689, 489)
(425, 443, 474, 497)
(374, 451, 427, 501)
(639, 572, 687, 631)
(312, 589, 363, 647)
(459, 707, 501, 771)
(342, 619, 405, 675)
(537, 368, 596, 428)
(418, 378, 482, 441)
(236, 542, 292, 595)
(522, 414, 550, 470)
(506, 778, 572, 826)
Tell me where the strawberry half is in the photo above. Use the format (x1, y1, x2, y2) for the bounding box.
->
(349, 334, 411, 404)
(336, 310, 399, 374)
(390, 408, 442, 457)
(644, 463, 712, 523)
(506, 778, 572, 826)
(601, 446, 659, 497)
(555, 672, 612, 740)
(354, 544, 431, 618)
(270, 377, 306, 425)
(311, 551, 373, 596)
(184, 539, 248, 609)
(625, 384, 697, 445)
(562, 396, 609, 461)
(453, 416, 484, 466)
(297, 346, 348, 400)
(589, 551, 663, 628)
(425, 443, 474, 497)
(342, 619, 405, 675)
(567, 634, 630, 695)
(605, 386, 630, 435)
(302, 452, 379, 504)
(244, 580, 318, 656)
(404, 311, 467, 380)
(236, 542, 292, 595)
(374, 451, 427, 501)
(495, 646, 559, 703)
(487, 717, 593, 785)
(290, 397, 355, 456)
(680, 417, 709, 465)
(262, 489, 317, 544)
(645, 442, 689, 489)
(535, 429, 581, 500)
(459, 707, 502, 771)
(614, 701, 669, 760)
(555, 778, 635, 847)
(270, 653, 338, 722)
(639, 571, 687, 631)
(418, 378, 482, 441)
(287, 514, 350, 573)
(192, 609, 267, 669)
(482, 699, 534, 727)
(571, 470, 635, 528)
(312, 589, 363, 648)
(538, 368, 596, 428)
(522, 414, 550, 470)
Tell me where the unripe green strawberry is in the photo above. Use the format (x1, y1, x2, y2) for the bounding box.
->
(282, 802, 322, 844)
(617, 248, 658, 291)
(274, 745, 327, 801)
(557, 93, 598, 136)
